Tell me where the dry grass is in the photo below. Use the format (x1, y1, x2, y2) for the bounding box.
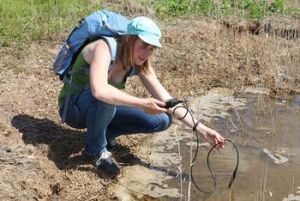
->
(126, 16, 300, 101)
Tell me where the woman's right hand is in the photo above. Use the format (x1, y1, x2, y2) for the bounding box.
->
(141, 98, 168, 114)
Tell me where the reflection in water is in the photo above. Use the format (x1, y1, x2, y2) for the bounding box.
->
(167, 94, 300, 201)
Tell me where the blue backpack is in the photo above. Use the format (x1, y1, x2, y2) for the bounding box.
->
(53, 10, 129, 80)
(54, 10, 129, 123)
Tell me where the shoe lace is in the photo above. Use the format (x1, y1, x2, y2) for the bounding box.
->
(95, 151, 113, 166)
(100, 150, 112, 160)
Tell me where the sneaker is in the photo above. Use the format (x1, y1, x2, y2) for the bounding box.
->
(93, 151, 120, 179)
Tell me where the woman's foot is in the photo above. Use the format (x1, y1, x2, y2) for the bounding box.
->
(89, 150, 120, 179)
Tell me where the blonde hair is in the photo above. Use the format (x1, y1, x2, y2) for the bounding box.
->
(116, 35, 151, 74)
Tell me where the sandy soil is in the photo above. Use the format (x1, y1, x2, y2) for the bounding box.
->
(0, 12, 299, 201)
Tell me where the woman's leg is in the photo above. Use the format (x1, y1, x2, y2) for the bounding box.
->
(61, 89, 116, 156)
(84, 99, 116, 156)
(60, 89, 120, 179)
(106, 105, 172, 140)
(60, 90, 172, 154)
(59, 94, 86, 129)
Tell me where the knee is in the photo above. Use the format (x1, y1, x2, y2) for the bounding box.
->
(92, 99, 115, 114)
(96, 101, 115, 114)
(86, 100, 116, 125)
(156, 113, 172, 132)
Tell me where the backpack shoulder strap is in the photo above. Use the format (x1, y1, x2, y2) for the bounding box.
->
(67, 36, 117, 79)
(100, 36, 117, 68)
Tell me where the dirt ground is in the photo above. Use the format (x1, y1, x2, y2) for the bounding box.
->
(0, 9, 300, 201)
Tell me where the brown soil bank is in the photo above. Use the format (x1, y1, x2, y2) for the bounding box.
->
(0, 15, 299, 200)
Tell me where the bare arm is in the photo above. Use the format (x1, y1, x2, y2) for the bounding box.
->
(139, 69, 225, 147)
(83, 40, 167, 114)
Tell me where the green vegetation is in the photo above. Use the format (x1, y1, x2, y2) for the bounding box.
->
(154, 0, 290, 19)
(0, 0, 299, 47)
(0, 0, 100, 46)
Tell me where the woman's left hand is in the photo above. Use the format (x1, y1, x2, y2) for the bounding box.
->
(198, 126, 225, 148)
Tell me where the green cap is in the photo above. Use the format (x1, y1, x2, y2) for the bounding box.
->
(127, 16, 162, 48)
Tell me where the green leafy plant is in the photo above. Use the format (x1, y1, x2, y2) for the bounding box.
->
(155, 0, 190, 17)
(191, 0, 216, 16)
(243, 0, 286, 19)
(269, 0, 285, 13)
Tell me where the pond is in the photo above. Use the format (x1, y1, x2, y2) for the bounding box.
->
(109, 91, 300, 201)
(167, 93, 300, 201)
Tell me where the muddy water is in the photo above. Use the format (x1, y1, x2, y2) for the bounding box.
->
(167, 94, 300, 201)
(109, 91, 300, 201)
